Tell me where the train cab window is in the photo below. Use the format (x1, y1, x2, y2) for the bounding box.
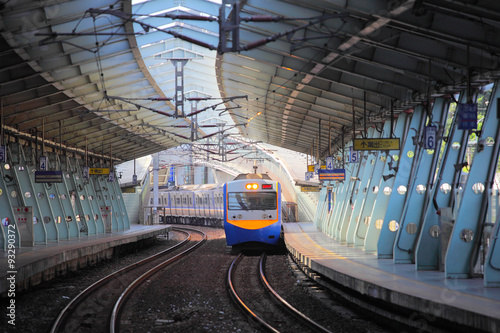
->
(227, 192, 276, 211)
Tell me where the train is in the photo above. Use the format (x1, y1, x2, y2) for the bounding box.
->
(157, 174, 282, 247)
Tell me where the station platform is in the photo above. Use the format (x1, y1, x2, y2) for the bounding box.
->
(0, 224, 171, 295)
(283, 222, 500, 333)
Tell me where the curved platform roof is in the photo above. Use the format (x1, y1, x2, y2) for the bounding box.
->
(1, 0, 499, 162)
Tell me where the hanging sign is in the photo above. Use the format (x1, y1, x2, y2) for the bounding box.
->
(108, 171, 115, 182)
(301, 186, 320, 192)
(457, 103, 477, 130)
(89, 167, 110, 175)
(132, 174, 138, 185)
(0, 146, 5, 163)
(307, 165, 315, 172)
(314, 163, 320, 174)
(349, 147, 359, 163)
(325, 156, 334, 170)
(35, 170, 63, 183)
(423, 126, 437, 149)
(305, 171, 314, 181)
(353, 138, 400, 150)
(318, 168, 345, 181)
(82, 166, 90, 179)
(39, 156, 47, 171)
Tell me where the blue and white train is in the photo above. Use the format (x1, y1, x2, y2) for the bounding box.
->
(158, 174, 282, 247)
(223, 177, 282, 247)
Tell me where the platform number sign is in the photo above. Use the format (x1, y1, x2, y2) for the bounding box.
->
(424, 126, 437, 150)
(349, 147, 358, 163)
(0, 146, 5, 163)
(108, 171, 114, 183)
(132, 174, 138, 185)
(39, 156, 47, 171)
(325, 156, 334, 170)
(82, 166, 90, 179)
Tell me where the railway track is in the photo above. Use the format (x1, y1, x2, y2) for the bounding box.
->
(227, 252, 332, 333)
(50, 226, 206, 333)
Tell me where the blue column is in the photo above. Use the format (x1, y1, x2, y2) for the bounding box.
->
(346, 128, 379, 246)
(377, 105, 426, 258)
(364, 112, 409, 253)
(355, 121, 391, 248)
(393, 98, 448, 263)
(0, 163, 19, 249)
(415, 94, 470, 270)
(446, 82, 500, 278)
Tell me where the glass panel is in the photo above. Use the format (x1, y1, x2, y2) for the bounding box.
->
(227, 192, 277, 211)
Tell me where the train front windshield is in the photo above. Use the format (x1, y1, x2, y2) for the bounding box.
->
(227, 192, 277, 211)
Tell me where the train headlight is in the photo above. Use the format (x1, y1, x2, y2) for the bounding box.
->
(245, 183, 259, 190)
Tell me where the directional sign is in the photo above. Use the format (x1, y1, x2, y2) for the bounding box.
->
(318, 168, 345, 181)
(0, 146, 5, 163)
(305, 171, 314, 181)
(353, 138, 400, 151)
(89, 167, 110, 175)
(424, 126, 437, 149)
(301, 186, 320, 192)
(307, 165, 315, 172)
(35, 170, 63, 183)
(325, 156, 334, 170)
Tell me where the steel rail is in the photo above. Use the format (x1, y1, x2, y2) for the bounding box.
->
(226, 253, 280, 333)
(50, 228, 191, 333)
(259, 253, 333, 333)
(110, 227, 207, 333)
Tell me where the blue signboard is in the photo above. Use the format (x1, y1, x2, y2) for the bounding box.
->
(318, 168, 345, 181)
(350, 147, 358, 163)
(82, 166, 90, 179)
(168, 166, 175, 182)
(457, 103, 477, 130)
(424, 126, 437, 149)
(39, 156, 47, 171)
(0, 146, 5, 163)
(325, 156, 334, 170)
(35, 170, 63, 183)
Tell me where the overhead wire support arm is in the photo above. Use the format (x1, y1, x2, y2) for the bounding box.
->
(238, 13, 349, 52)
(185, 96, 247, 117)
(105, 95, 176, 118)
(86, 8, 218, 51)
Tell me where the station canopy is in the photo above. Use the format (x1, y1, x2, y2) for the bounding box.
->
(1, 0, 499, 163)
